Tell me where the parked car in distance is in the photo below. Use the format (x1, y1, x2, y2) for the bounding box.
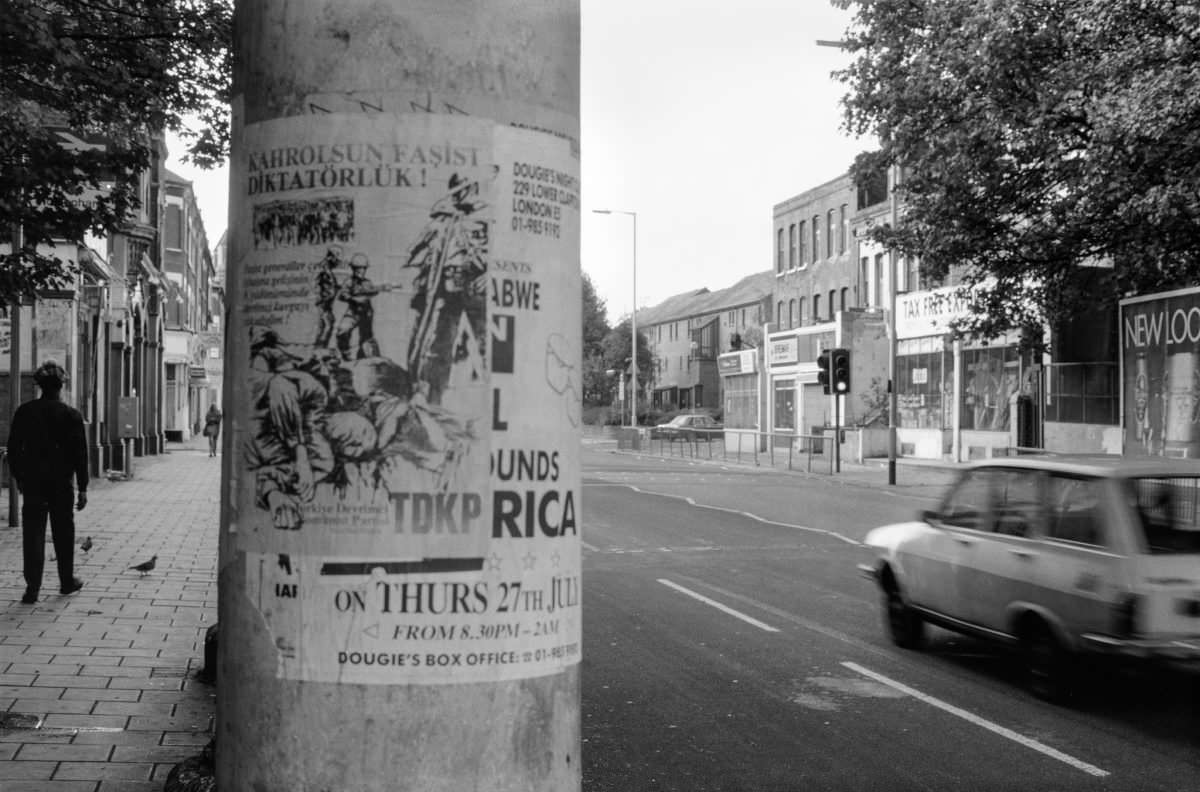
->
(650, 413, 723, 441)
(859, 456, 1200, 703)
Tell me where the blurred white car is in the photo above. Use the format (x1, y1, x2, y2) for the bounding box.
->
(859, 457, 1200, 702)
(650, 413, 722, 441)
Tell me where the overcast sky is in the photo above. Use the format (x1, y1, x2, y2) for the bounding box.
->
(166, 0, 868, 323)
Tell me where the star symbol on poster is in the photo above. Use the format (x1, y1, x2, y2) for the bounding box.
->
(487, 553, 503, 572)
(550, 551, 561, 568)
(522, 551, 537, 570)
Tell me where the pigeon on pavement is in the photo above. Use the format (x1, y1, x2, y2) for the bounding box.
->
(80, 537, 93, 552)
(129, 556, 157, 576)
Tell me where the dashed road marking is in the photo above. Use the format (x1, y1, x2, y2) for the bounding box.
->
(658, 578, 780, 633)
(584, 482, 862, 546)
(842, 662, 1109, 778)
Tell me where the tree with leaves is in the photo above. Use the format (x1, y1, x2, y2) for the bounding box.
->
(581, 272, 609, 357)
(580, 272, 612, 406)
(598, 318, 654, 418)
(1, 0, 231, 300)
(837, 0, 1200, 343)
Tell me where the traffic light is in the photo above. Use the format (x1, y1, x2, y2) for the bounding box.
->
(817, 349, 831, 395)
(832, 348, 851, 394)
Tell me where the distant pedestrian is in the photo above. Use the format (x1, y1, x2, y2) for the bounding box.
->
(7, 361, 89, 604)
(203, 404, 223, 457)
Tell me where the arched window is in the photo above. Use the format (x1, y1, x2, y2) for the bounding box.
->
(840, 287, 849, 311)
(813, 294, 822, 322)
(799, 297, 807, 325)
(776, 301, 784, 327)
(788, 299, 796, 328)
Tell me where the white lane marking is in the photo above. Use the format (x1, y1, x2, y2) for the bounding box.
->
(841, 662, 1109, 778)
(658, 578, 780, 633)
(581, 540, 601, 552)
(584, 483, 861, 546)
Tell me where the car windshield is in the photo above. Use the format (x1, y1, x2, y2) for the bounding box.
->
(1128, 477, 1200, 555)
(667, 416, 691, 426)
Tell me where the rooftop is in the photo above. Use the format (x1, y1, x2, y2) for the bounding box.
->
(636, 270, 773, 326)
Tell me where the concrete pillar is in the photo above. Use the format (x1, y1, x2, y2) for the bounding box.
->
(217, 1, 581, 789)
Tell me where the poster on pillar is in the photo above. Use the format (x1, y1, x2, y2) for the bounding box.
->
(230, 114, 581, 683)
(35, 298, 74, 403)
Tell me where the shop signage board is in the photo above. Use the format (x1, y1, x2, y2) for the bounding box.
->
(768, 336, 799, 366)
(718, 349, 756, 375)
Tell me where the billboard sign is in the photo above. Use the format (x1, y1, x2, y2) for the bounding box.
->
(1120, 286, 1200, 457)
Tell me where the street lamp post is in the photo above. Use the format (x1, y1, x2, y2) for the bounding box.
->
(816, 36, 900, 485)
(887, 165, 901, 485)
(593, 209, 637, 428)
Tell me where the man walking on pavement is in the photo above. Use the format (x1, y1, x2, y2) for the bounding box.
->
(8, 360, 89, 603)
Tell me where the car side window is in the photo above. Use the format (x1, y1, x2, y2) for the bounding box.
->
(991, 469, 1041, 537)
(1046, 475, 1106, 547)
(940, 469, 995, 530)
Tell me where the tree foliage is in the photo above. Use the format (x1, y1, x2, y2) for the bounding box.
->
(580, 272, 612, 406)
(600, 319, 653, 383)
(837, 0, 1200, 342)
(1, 0, 232, 299)
(584, 319, 653, 411)
(581, 272, 609, 357)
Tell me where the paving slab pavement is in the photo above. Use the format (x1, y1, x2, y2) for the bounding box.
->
(0, 437, 219, 792)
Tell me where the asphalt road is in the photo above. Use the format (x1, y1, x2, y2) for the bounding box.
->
(580, 446, 1200, 792)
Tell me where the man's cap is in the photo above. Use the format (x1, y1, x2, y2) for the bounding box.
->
(350, 253, 369, 269)
(34, 361, 67, 386)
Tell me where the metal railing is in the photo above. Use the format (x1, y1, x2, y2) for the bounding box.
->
(642, 428, 836, 474)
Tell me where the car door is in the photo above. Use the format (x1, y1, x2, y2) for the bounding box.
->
(958, 467, 1045, 634)
(1029, 474, 1129, 639)
(902, 468, 995, 618)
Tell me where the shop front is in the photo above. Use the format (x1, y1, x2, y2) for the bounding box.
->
(765, 327, 836, 450)
(896, 286, 1024, 460)
(718, 348, 759, 452)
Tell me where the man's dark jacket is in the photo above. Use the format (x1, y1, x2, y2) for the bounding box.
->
(7, 396, 89, 492)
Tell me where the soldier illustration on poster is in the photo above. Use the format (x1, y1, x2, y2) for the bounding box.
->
(242, 171, 488, 531)
(312, 245, 343, 348)
(404, 173, 489, 407)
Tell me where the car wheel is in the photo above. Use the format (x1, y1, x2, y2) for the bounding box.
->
(884, 583, 925, 649)
(1024, 620, 1072, 704)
